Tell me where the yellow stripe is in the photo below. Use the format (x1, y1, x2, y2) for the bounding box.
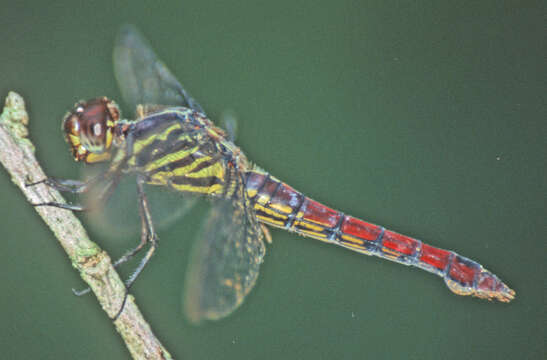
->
(184, 161, 224, 179)
(148, 172, 168, 185)
(132, 122, 181, 154)
(247, 189, 258, 198)
(340, 234, 365, 245)
(256, 215, 285, 227)
(270, 202, 293, 214)
(381, 247, 400, 258)
(340, 242, 372, 255)
(86, 152, 111, 163)
(149, 158, 213, 181)
(170, 183, 224, 194)
(293, 220, 324, 233)
(172, 156, 212, 177)
(253, 204, 288, 221)
(299, 229, 329, 241)
(144, 146, 200, 172)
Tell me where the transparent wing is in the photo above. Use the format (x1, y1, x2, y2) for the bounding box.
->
(81, 167, 198, 240)
(113, 24, 205, 116)
(183, 184, 266, 324)
(219, 109, 238, 142)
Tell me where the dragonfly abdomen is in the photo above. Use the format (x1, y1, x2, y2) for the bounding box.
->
(245, 168, 515, 303)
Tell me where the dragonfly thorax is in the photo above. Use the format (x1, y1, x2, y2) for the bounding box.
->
(63, 97, 120, 163)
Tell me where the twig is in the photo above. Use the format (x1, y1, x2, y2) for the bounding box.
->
(0, 92, 173, 360)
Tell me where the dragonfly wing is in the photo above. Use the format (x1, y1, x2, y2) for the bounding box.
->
(219, 109, 238, 141)
(183, 188, 266, 324)
(113, 24, 205, 116)
(81, 167, 198, 240)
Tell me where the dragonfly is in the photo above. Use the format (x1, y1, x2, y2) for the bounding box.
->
(29, 25, 514, 323)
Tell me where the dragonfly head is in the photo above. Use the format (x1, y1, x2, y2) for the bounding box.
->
(63, 97, 120, 163)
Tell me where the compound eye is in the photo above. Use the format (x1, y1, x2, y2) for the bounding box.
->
(64, 113, 80, 136)
(63, 97, 120, 162)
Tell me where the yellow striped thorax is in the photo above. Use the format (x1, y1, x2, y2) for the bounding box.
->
(118, 104, 247, 197)
(61, 97, 250, 198)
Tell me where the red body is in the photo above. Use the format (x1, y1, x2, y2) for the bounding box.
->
(245, 169, 514, 302)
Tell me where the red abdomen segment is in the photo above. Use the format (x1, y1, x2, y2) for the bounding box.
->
(245, 169, 515, 302)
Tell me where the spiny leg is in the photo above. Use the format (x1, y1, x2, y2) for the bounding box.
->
(27, 172, 116, 211)
(124, 176, 158, 288)
(27, 178, 90, 193)
(72, 183, 151, 297)
(260, 224, 272, 244)
(114, 176, 158, 319)
(73, 176, 156, 300)
(110, 178, 155, 269)
(26, 170, 110, 193)
(27, 178, 90, 211)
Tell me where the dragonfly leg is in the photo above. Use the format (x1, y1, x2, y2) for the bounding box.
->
(112, 238, 149, 268)
(97, 174, 153, 268)
(72, 287, 92, 296)
(109, 181, 155, 267)
(28, 174, 119, 211)
(26, 177, 90, 211)
(260, 224, 272, 244)
(72, 219, 151, 299)
(73, 231, 152, 298)
(34, 202, 88, 211)
(26, 172, 107, 193)
(125, 176, 158, 288)
(114, 176, 158, 319)
(26, 178, 86, 193)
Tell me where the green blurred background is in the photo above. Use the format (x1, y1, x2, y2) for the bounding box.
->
(0, 1, 544, 359)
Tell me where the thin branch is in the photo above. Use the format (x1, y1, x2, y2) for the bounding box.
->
(0, 92, 173, 360)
